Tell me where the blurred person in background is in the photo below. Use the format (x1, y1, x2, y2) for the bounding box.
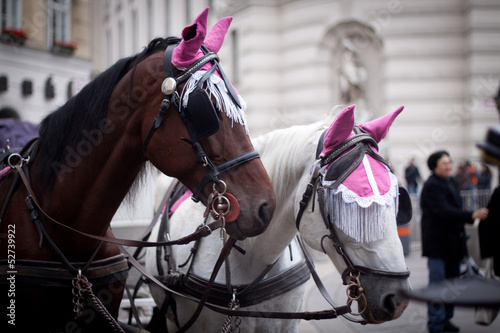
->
(477, 163, 492, 190)
(421, 150, 489, 333)
(405, 157, 421, 194)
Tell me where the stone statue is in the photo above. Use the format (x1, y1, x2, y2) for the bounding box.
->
(338, 38, 372, 123)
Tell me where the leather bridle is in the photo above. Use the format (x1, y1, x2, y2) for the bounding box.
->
(295, 128, 410, 323)
(142, 38, 260, 203)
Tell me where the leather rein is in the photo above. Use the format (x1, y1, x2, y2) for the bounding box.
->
(295, 127, 411, 323)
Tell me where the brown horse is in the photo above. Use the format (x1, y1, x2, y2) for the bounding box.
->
(0, 8, 275, 332)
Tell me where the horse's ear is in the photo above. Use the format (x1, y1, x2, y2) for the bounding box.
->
(321, 105, 355, 156)
(358, 106, 404, 143)
(172, 7, 209, 69)
(204, 17, 232, 53)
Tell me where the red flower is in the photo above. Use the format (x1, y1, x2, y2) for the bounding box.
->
(1, 27, 28, 40)
(53, 40, 78, 51)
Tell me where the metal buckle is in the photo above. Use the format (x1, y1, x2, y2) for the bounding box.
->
(8, 153, 29, 168)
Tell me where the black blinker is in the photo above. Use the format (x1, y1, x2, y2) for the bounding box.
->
(182, 87, 220, 143)
(396, 186, 412, 225)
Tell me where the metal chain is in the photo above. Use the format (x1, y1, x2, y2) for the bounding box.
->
(233, 314, 241, 333)
(220, 292, 241, 333)
(72, 269, 93, 319)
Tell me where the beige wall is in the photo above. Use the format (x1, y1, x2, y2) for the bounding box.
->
(22, 0, 46, 50)
(21, 0, 91, 60)
(71, 0, 91, 60)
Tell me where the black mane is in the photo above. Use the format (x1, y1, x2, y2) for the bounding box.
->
(35, 37, 178, 190)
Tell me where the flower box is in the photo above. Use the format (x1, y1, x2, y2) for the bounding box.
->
(51, 40, 77, 56)
(0, 27, 28, 46)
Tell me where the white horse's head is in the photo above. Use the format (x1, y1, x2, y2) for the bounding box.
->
(296, 105, 410, 323)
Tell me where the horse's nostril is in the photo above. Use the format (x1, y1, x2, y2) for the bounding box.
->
(258, 202, 273, 226)
(383, 294, 397, 314)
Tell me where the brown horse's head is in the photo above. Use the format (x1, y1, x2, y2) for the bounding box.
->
(133, 8, 275, 239)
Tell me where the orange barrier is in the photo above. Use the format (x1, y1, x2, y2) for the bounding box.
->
(398, 225, 410, 237)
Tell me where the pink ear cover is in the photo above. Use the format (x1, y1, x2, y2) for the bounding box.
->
(204, 16, 232, 53)
(320, 105, 355, 156)
(358, 106, 404, 143)
(171, 7, 233, 73)
(172, 7, 209, 70)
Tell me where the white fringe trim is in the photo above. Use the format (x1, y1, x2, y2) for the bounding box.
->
(181, 71, 249, 135)
(322, 172, 399, 243)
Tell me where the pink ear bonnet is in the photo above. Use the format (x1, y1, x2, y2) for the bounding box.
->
(319, 105, 404, 242)
(172, 8, 232, 71)
(172, 7, 247, 131)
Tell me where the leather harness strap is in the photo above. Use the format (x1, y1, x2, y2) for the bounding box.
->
(160, 259, 311, 308)
(192, 150, 260, 200)
(0, 254, 128, 287)
(122, 241, 351, 321)
(12, 161, 223, 249)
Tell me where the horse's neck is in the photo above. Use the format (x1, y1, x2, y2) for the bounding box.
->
(254, 124, 321, 217)
(34, 123, 144, 238)
(223, 125, 323, 270)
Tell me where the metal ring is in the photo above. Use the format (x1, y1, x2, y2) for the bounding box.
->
(7, 153, 23, 167)
(211, 194, 231, 217)
(346, 293, 367, 316)
(213, 180, 227, 195)
(346, 283, 363, 301)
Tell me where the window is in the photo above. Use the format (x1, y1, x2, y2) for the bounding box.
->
(48, 0, 71, 48)
(1, 0, 22, 30)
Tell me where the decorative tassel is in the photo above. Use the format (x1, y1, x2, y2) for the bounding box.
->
(180, 71, 249, 134)
(323, 173, 399, 243)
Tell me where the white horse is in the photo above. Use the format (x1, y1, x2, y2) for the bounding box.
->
(145, 105, 411, 332)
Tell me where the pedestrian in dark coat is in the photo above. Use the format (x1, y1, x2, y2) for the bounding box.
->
(405, 157, 421, 194)
(421, 150, 489, 333)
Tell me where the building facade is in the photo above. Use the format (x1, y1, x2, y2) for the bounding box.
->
(0, 0, 92, 124)
(91, 0, 500, 185)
